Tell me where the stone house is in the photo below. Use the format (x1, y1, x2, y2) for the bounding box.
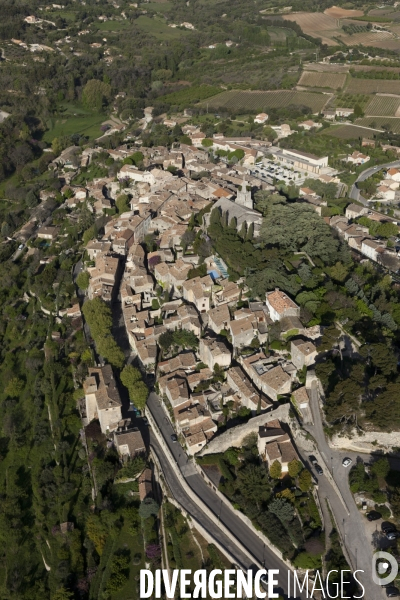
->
(229, 315, 256, 348)
(265, 289, 300, 322)
(226, 366, 272, 413)
(290, 338, 317, 370)
(258, 420, 300, 473)
(239, 352, 292, 401)
(199, 337, 231, 371)
(114, 426, 146, 458)
(207, 303, 231, 334)
(83, 365, 122, 434)
(182, 275, 213, 314)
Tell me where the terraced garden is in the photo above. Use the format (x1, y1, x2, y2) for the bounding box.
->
(201, 90, 331, 112)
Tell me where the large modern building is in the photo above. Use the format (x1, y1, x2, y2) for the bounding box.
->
(270, 148, 329, 174)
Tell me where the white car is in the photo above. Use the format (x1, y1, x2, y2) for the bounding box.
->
(342, 457, 352, 468)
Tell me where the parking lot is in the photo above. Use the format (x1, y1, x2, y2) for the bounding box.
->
(249, 158, 308, 186)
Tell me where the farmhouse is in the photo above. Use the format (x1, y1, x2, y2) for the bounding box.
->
(335, 108, 354, 117)
(298, 120, 321, 130)
(346, 151, 370, 166)
(254, 113, 269, 124)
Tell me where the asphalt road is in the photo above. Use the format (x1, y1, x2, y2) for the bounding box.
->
(147, 392, 307, 600)
(303, 381, 387, 600)
(350, 160, 400, 205)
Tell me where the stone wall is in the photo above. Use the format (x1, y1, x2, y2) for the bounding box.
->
(198, 404, 290, 456)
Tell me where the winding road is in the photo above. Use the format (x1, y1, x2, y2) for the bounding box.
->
(301, 381, 387, 600)
(147, 392, 307, 600)
(350, 159, 400, 205)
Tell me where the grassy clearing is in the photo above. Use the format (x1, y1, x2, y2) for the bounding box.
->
(135, 16, 191, 39)
(43, 113, 105, 142)
(321, 124, 379, 139)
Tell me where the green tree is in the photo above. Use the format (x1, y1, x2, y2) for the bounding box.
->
(353, 103, 363, 118)
(269, 460, 282, 479)
(139, 498, 159, 519)
(5, 377, 24, 398)
(298, 468, 312, 491)
(370, 457, 390, 479)
(318, 325, 341, 353)
(288, 459, 303, 479)
(328, 262, 349, 283)
(76, 271, 89, 290)
(120, 365, 148, 411)
(116, 194, 130, 214)
(83, 224, 97, 246)
(268, 497, 294, 523)
(82, 79, 112, 111)
(51, 588, 74, 600)
(201, 138, 213, 148)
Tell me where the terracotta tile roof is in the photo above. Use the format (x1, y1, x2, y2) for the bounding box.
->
(266, 289, 298, 315)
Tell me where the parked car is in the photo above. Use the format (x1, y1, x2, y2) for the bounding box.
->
(315, 464, 323, 475)
(386, 586, 400, 597)
(366, 510, 382, 521)
(382, 522, 397, 534)
(308, 455, 317, 465)
(170, 434, 177, 442)
(342, 457, 352, 468)
(18, 244, 24, 250)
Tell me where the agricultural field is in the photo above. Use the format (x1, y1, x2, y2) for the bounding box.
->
(324, 6, 363, 18)
(355, 116, 400, 133)
(334, 93, 369, 109)
(339, 30, 398, 48)
(284, 11, 400, 48)
(298, 71, 347, 90)
(346, 78, 400, 94)
(283, 13, 340, 46)
(365, 95, 400, 116)
(303, 62, 350, 73)
(321, 124, 378, 139)
(200, 90, 331, 112)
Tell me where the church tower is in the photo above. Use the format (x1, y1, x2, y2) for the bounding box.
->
(235, 177, 253, 209)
